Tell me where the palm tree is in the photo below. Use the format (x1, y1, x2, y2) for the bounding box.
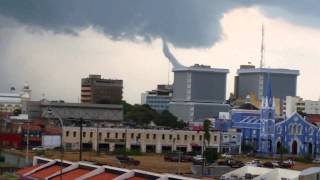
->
(203, 119, 212, 148)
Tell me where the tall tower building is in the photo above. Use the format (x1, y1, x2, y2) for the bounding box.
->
(81, 74, 123, 104)
(234, 65, 299, 101)
(163, 40, 230, 122)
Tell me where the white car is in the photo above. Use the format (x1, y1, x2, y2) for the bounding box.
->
(221, 153, 232, 159)
(313, 159, 320, 164)
(32, 146, 47, 151)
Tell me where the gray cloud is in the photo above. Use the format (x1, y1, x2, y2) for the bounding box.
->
(1, 1, 320, 48)
(0, 0, 238, 48)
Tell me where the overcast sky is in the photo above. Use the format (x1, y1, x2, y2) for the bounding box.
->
(0, 1, 320, 104)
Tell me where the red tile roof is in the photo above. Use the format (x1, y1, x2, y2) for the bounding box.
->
(87, 172, 118, 180)
(16, 164, 43, 176)
(31, 165, 62, 180)
(51, 169, 90, 180)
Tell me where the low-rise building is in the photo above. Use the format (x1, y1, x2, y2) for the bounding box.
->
(141, 84, 172, 112)
(0, 83, 32, 113)
(283, 96, 320, 117)
(24, 100, 123, 127)
(63, 127, 241, 154)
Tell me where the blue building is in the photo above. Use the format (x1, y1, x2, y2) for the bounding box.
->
(275, 113, 319, 156)
(228, 99, 320, 157)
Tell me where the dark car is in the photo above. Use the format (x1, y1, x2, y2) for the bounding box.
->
(116, 155, 140, 166)
(164, 152, 187, 162)
(229, 160, 244, 168)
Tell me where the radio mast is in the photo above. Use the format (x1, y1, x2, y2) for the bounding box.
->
(260, 24, 265, 68)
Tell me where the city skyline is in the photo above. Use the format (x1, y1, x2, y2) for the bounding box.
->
(1, 1, 320, 104)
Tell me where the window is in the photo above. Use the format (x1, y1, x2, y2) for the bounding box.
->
(146, 134, 150, 139)
(192, 135, 195, 141)
(309, 127, 314, 135)
(83, 132, 86, 137)
(169, 134, 172, 140)
(73, 131, 77, 137)
(162, 134, 165, 140)
(199, 135, 202, 141)
(99, 132, 102, 140)
(214, 136, 217, 141)
(131, 133, 134, 139)
(115, 133, 118, 139)
(153, 134, 156, 140)
(277, 126, 282, 134)
(90, 132, 93, 138)
(107, 132, 110, 138)
(66, 131, 69, 137)
(122, 133, 125, 138)
(184, 135, 187, 141)
(177, 135, 180, 140)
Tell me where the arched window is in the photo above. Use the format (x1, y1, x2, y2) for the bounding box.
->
(289, 125, 293, 134)
(297, 125, 302, 135)
(293, 124, 297, 135)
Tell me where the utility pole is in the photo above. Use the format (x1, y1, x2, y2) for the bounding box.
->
(79, 118, 83, 161)
(96, 122, 99, 155)
(25, 121, 30, 164)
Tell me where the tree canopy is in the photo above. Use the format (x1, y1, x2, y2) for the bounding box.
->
(122, 101, 187, 129)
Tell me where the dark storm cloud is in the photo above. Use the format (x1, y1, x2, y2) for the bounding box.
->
(0, 0, 319, 47)
(0, 0, 238, 48)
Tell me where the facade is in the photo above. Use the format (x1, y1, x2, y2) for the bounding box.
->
(275, 113, 319, 156)
(81, 74, 123, 104)
(141, 84, 172, 112)
(169, 64, 230, 122)
(26, 100, 123, 127)
(234, 65, 299, 101)
(283, 96, 320, 117)
(63, 127, 242, 154)
(229, 100, 320, 157)
(0, 84, 32, 113)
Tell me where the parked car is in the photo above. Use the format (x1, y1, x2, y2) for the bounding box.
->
(263, 161, 279, 168)
(229, 159, 245, 168)
(32, 146, 47, 151)
(116, 155, 140, 166)
(312, 159, 320, 164)
(246, 159, 262, 167)
(164, 152, 192, 162)
(221, 153, 232, 159)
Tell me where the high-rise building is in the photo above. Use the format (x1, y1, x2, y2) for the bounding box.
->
(162, 40, 230, 122)
(234, 65, 299, 101)
(81, 74, 123, 104)
(141, 84, 172, 112)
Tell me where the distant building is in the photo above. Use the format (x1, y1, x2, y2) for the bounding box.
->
(283, 96, 320, 117)
(24, 100, 123, 127)
(234, 65, 299, 101)
(0, 83, 31, 113)
(81, 74, 123, 104)
(162, 41, 230, 123)
(169, 64, 230, 122)
(63, 127, 241, 154)
(141, 84, 172, 112)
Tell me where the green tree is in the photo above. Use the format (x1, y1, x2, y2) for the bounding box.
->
(203, 119, 212, 148)
(204, 148, 218, 164)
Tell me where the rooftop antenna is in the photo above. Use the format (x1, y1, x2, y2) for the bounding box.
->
(260, 24, 265, 68)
